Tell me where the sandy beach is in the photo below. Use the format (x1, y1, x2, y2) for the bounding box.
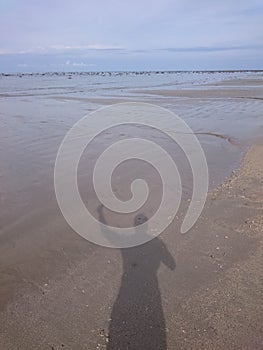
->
(0, 72, 263, 349)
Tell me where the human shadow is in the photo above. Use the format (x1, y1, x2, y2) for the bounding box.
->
(97, 204, 176, 350)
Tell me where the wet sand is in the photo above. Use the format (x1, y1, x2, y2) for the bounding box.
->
(134, 78, 263, 100)
(0, 73, 263, 349)
(0, 139, 262, 349)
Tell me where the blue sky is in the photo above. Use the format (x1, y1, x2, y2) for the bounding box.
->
(0, 0, 263, 72)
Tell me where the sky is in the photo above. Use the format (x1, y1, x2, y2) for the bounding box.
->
(0, 0, 263, 72)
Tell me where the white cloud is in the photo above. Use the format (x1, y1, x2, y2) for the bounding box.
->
(50, 44, 122, 50)
(0, 48, 10, 55)
(2, 44, 124, 55)
(65, 60, 96, 67)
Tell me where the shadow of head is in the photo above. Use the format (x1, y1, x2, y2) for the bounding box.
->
(134, 213, 148, 226)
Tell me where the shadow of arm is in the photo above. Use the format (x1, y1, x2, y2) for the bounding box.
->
(161, 242, 176, 270)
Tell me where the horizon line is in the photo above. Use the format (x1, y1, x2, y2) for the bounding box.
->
(1, 69, 263, 76)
